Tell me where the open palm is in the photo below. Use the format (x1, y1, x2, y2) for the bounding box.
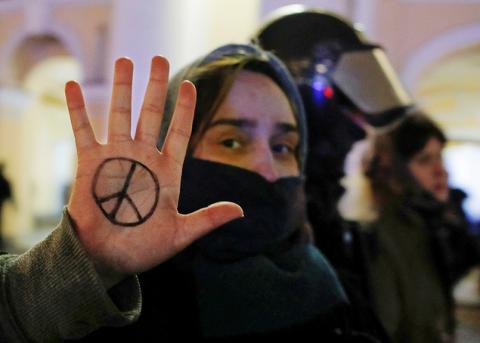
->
(65, 56, 242, 285)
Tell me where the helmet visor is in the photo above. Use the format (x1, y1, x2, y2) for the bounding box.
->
(332, 48, 413, 115)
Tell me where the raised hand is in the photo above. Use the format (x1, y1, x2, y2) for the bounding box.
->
(65, 56, 243, 287)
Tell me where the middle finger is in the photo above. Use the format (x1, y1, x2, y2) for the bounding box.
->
(108, 57, 133, 143)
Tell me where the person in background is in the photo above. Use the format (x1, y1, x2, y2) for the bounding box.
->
(252, 6, 412, 336)
(0, 163, 12, 250)
(338, 112, 480, 342)
(73, 44, 385, 342)
(0, 55, 243, 343)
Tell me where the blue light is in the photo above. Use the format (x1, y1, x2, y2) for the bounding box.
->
(311, 75, 331, 106)
(312, 78, 326, 91)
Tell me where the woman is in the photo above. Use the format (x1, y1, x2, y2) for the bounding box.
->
(338, 112, 480, 342)
(72, 44, 387, 341)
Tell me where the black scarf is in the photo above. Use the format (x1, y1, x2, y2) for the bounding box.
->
(178, 158, 348, 337)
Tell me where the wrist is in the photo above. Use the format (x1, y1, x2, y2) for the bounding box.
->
(95, 265, 127, 290)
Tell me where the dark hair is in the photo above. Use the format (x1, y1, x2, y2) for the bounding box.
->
(390, 113, 446, 162)
(365, 112, 447, 203)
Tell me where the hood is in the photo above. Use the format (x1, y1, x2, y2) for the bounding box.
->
(158, 44, 308, 171)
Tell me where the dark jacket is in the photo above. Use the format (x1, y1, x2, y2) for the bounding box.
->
(365, 189, 480, 342)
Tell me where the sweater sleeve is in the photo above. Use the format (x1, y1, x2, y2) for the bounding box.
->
(0, 209, 142, 343)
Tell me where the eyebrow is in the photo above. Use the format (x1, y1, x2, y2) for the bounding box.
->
(207, 118, 298, 134)
(208, 118, 256, 129)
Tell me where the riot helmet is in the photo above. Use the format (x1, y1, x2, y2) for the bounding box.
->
(252, 5, 414, 128)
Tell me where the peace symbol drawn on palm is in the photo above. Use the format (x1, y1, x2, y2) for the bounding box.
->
(93, 157, 159, 226)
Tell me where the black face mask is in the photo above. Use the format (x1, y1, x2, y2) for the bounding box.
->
(178, 158, 347, 337)
(179, 158, 307, 260)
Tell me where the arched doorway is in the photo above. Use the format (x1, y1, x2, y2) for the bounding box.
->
(0, 34, 81, 251)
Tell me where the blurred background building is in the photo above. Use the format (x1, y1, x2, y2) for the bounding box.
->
(0, 0, 479, 338)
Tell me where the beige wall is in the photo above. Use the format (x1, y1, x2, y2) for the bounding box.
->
(374, 1, 480, 71)
(0, 11, 23, 52)
(0, 10, 24, 86)
(53, 3, 112, 83)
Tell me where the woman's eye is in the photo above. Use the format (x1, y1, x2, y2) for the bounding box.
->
(416, 155, 432, 165)
(221, 139, 241, 149)
(272, 143, 294, 154)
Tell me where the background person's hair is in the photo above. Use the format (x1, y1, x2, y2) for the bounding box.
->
(389, 112, 446, 162)
(365, 111, 447, 205)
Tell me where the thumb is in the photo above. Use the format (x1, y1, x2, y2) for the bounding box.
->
(176, 201, 244, 249)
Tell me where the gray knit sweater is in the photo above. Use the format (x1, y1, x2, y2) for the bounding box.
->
(0, 209, 141, 342)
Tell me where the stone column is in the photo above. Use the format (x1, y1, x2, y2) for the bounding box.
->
(109, 0, 189, 134)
